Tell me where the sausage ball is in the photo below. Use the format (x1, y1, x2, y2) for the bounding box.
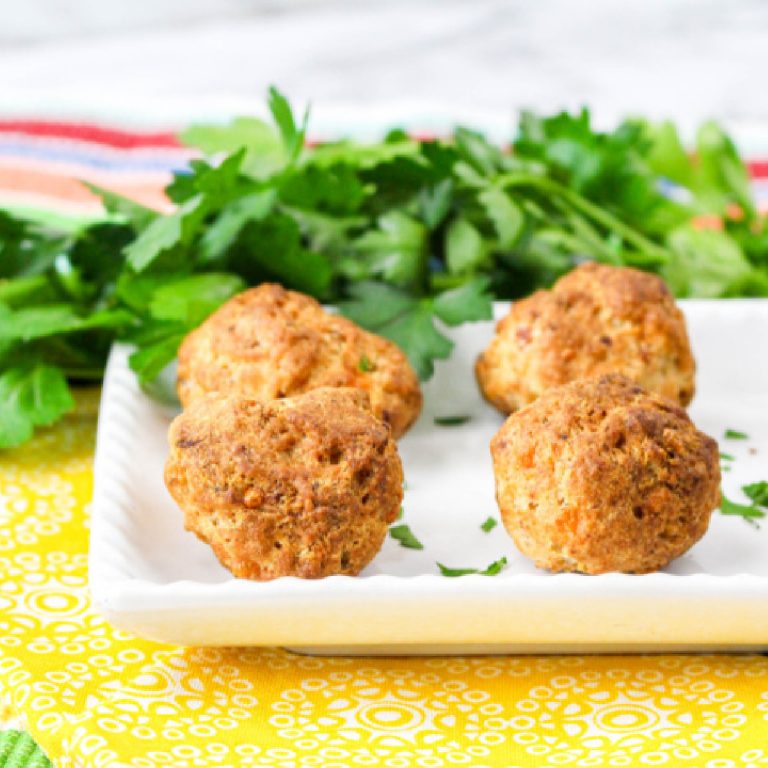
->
(164, 387, 403, 580)
(490, 374, 720, 574)
(177, 283, 422, 438)
(476, 262, 696, 413)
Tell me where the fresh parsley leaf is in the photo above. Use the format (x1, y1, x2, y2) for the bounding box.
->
(292, 209, 367, 256)
(193, 149, 251, 203)
(83, 182, 157, 229)
(663, 227, 755, 298)
(0, 304, 132, 343)
(128, 331, 187, 386)
(446, 218, 485, 275)
(123, 273, 244, 385)
(281, 163, 366, 215)
(309, 137, 421, 172)
(719, 494, 765, 526)
(0, 275, 56, 308)
(437, 556, 508, 577)
(724, 429, 748, 440)
(182, 117, 272, 156)
(480, 517, 498, 532)
(478, 185, 524, 249)
(389, 524, 424, 550)
(125, 195, 206, 272)
(743, 482, 768, 507)
(454, 126, 504, 176)
(268, 86, 309, 164)
(232, 214, 332, 298)
(0, 365, 74, 448)
(0, 213, 63, 279)
(720, 452, 735, 462)
(432, 277, 493, 326)
(419, 179, 453, 229)
(199, 191, 276, 263)
(642, 120, 694, 188)
(180, 117, 286, 180)
(355, 211, 428, 289)
(339, 282, 452, 380)
(696, 121, 756, 220)
(383, 304, 453, 380)
(339, 281, 417, 328)
(0, 389, 36, 448)
(64, 222, 135, 296)
(514, 110, 682, 237)
(127, 151, 249, 273)
(434, 415, 471, 426)
(149, 273, 246, 326)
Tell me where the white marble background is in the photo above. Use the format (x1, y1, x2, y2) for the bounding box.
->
(1, 0, 768, 136)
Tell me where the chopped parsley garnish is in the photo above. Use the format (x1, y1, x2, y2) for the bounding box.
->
(724, 429, 749, 440)
(358, 355, 375, 373)
(437, 564, 476, 577)
(389, 523, 424, 550)
(719, 452, 735, 462)
(719, 494, 766, 527)
(433, 415, 471, 427)
(437, 556, 508, 577)
(743, 481, 768, 507)
(481, 557, 509, 575)
(480, 516, 498, 533)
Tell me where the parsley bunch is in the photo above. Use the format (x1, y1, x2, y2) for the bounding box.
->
(2, 89, 767, 448)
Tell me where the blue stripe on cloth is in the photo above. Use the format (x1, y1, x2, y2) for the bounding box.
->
(0, 140, 189, 173)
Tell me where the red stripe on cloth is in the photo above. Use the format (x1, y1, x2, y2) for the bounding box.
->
(1, 121, 767, 176)
(0, 120, 181, 149)
(747, 161, 768, 179)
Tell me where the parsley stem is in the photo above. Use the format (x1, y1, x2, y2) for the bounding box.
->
(497, 173, 669, 262)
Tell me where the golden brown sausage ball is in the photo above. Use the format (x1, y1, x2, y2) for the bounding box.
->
(476, 262, 696, 413)
(164, 387, 403, 580)
(490, 374, 720, 574)
(177, 283, 422, 439)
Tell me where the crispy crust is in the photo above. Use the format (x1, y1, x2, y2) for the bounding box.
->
(176, 283, 422, 439)
(490, 374, 720, 574)
(476, 262, 696, 413)
(164, 387, 404, 580)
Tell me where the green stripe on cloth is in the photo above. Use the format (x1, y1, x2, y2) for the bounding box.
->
(0, 201, 98, 231)
(0, 732, 51, 768)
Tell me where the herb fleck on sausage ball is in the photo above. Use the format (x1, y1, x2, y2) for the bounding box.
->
(476, 262, 696, 413)
(164, 387, 403, 580)
(177, 283, 422, 438)
(490, 374, 720, 574)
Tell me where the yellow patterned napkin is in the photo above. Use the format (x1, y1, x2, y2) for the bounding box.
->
(1, 391, 768, 767)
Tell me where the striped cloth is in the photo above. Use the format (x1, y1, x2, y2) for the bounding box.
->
(0, 120, 192, 225)
(1, 119, 768, 225)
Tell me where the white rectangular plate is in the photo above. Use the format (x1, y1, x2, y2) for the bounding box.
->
(90, 300, 768, 653)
